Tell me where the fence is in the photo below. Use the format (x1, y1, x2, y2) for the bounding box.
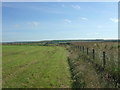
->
(72, 45, 118, 71)
(72, 45, 120, 87)
(70, 44, 119, 87)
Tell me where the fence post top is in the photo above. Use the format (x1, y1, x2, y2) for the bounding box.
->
(103, 51, 105, 53)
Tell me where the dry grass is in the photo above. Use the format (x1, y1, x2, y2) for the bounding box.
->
(67, 42, 119, 88)
(71, 42, 119, 76)
(68, 47, 103, 88)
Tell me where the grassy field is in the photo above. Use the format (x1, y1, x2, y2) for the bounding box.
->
(2, 45, 72, 88)
(0, 45, 2, 89)
(2, 42, 119, 88)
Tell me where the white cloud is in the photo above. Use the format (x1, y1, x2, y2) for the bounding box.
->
(97, 25, 102, 28)
(110, 18, 118, 23)
(81, 17, 88, 21)
(86, 32, 100, 36)
(27, 21, 40, 27)
(61, 4, 65, 7)
(95, 33, 100, 35)
(64, 19, 71, 23)
(71, 5, 80, 9)
(13, 24, 20, 28)
(32, 22, 40, 26)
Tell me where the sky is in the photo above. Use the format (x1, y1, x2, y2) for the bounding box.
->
(2, 2, 118, 42)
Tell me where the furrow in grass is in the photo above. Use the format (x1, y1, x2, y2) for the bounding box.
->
(2, 46, 72, 88)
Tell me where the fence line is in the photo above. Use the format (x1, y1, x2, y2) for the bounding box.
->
(92, 49, 95, 59)
(86, 48, 89, 55)
(71, 45, 119, 87)
(103, 51, 106, 68)
(74, 45, 107, 69)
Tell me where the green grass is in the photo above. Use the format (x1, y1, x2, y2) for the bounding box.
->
(69, 42, 119, 87)
(73, 42, 119, 76)
(67, 45, 117, 88)
(0, 45, 2, 89)
(2, 45, 72, 88)
(68, 47, 103, 88)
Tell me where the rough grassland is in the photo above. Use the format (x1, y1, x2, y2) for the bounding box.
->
(2, 45, 72, 88)
(0, 45, 2, 89)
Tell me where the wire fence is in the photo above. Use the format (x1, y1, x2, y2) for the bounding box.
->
(70, 45, 119, 87)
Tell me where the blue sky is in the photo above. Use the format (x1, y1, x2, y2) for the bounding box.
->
(2, 2, 118, 42)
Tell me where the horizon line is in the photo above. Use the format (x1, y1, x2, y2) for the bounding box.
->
(1, 38, 119, 43)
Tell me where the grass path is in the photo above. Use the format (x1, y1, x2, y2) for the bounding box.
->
(0, 45, 2, 89)
(2, 46, 72, 88)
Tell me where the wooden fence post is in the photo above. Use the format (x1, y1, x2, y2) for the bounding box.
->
(103, 51, 106, 68)
(83, 46, 84, 52)
(74, 46, 75, 51)
(80, 46, 81, 51)
(87, 48, 88, 55)
(92, 49, 95, 59)
(76, 46, 77, 51)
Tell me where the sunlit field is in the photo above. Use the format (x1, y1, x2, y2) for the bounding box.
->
(2, 45, 72, 88)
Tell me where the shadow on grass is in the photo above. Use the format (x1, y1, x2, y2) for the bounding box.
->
(67, 57, 85, 89)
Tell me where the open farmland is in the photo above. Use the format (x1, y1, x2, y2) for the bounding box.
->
(0, 45, 2, 89)
(2, 41, 120, 88)
(2, 45, 72, 88)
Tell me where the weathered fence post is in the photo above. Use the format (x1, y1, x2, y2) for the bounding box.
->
(103, 51, 106, 68)
(87, 48, 88, 55)
(78, 46, 79, 51)
(74, 46, 75, 51)
(92, 49, 95, 59)
(75, 46, 76, 51)
(83, 46, 84, 52)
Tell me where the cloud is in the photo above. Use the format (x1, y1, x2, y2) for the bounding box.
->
(95, 33, 100, 35)
(27, 21, 40, 27)
(61, 4, 65, 7)
(110, 18, 118, 23)
(13, 24, 20, 28)
(86, 32, 100, 36)
(97, 25, 102, 28)
(71, 5, 80, 9)
(64, 19, 71, 23)
(32, 22, 40, 26)
(81, 17, 88, 21)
